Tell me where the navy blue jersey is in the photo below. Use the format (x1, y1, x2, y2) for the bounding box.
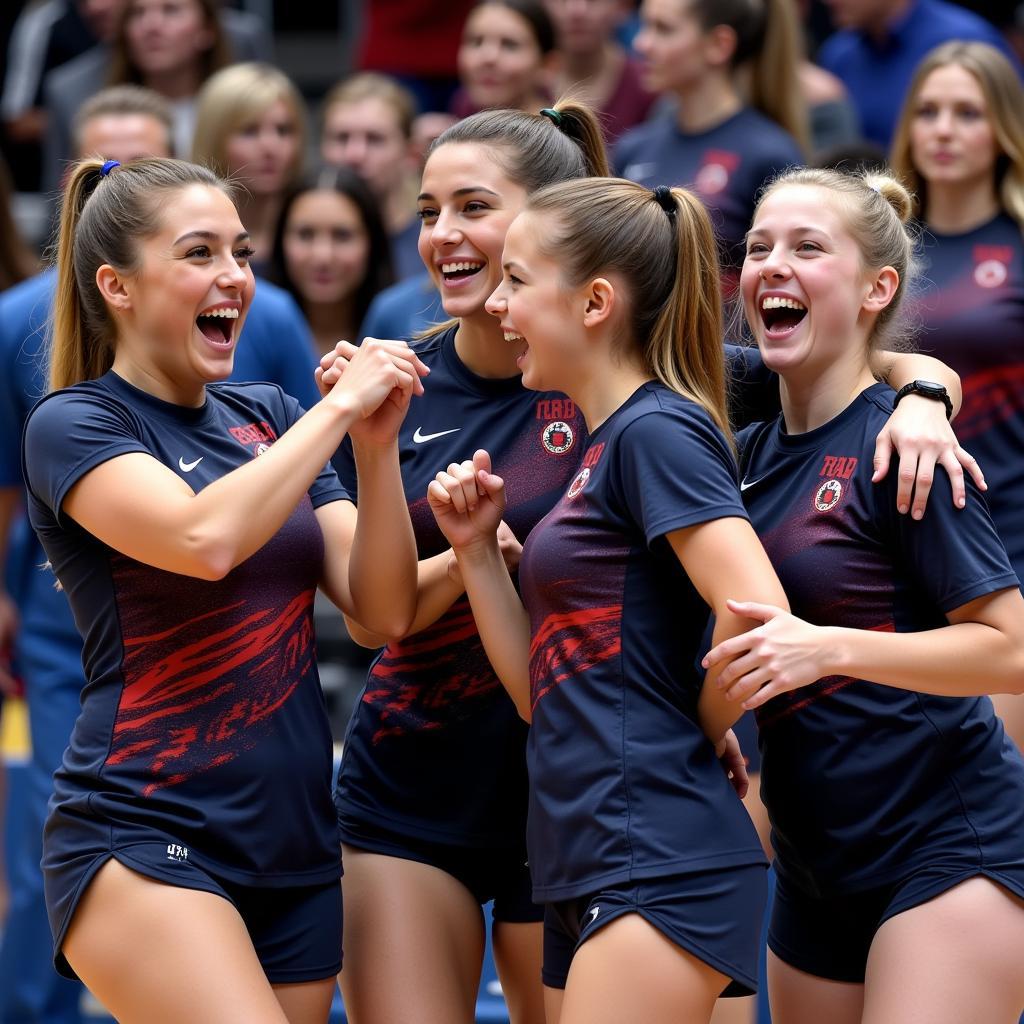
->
(334, 326, 587, 847)
(614, 107, 802, 276)
(738, 383, 1024, 896)
(520, 383, 766, 902)
(908, 214, 1024, 580)
(22, 371, 347, 885)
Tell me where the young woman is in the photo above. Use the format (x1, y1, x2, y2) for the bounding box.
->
(703, 166, 1024, 1024)
(450, 0, 555, 118)
(108, 0, 233, 157)
(269, 168, 394, 357)
(615, 0, 806, 284)
(193, 63, 306, 270)
(22, 156, 426, 1024)
(890, 39, 1024, 755)
(428, 176, 789, 1024)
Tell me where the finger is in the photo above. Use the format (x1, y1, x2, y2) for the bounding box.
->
(391, 355, 426, 396)
(426, 479, 453, 507)
(726, 756, 749, 798)
(872, 430, 893, 483)
(702, 633, 754, 670)
(437, 470, 468, 514)
(452, 461, 481, 510)
(714, 650, 763, 692)
(937, 448, 967, 510)
(958, 446, 986, 492)
(722, 666, 773, 705)
(909, 452, 936, 521)
(895, 451, 918, 515)
(724, 598, 783, 623)
(742, 678, 786, 710)
(472, 449, 493, 475)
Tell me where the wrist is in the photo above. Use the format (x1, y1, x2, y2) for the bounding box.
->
(819, 626, 848, 677)
(454, 536, 502, 566)
(893, 380, 953, 420)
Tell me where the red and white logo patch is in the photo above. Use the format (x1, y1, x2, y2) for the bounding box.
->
(542, 420, 574, 455)
(814, 478, 843, 512)
(566, 467, 590, 499)
(973, 244, 1012, 289)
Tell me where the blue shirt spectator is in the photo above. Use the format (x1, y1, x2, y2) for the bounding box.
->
(359, 272, 445, 342)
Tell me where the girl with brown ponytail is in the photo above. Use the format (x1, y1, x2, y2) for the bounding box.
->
(25, 155, 427, 1023)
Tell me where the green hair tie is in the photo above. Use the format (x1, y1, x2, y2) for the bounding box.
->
(539, 107, 563, 127)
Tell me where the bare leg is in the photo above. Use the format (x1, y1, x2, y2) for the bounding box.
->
(544, 984, 564, 1024)
(338, 845, 485, 1024)
(767, 950, 863, 1024)
(863, 877, 1024, 1024)
(710, 995, 755, 1024)
(63, 858, 289, 1024)
(272, 980, 336, 1024)
(558, 913, 726, 1024)
(491, 919, 545, 1024)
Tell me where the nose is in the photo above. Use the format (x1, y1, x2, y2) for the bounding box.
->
(218, 255, 249, 289)
(485, 280, 507, 318)
(428, 207, 462, 249)
(758, 246, 792, 281)
(343, 137, 367, 165)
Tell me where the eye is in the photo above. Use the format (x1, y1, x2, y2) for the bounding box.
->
(797, 241, 821, 253)
(234, 246, 256, 263)
(464, 201, 490, 214)
(507, 272, 524, 286)
(417, 207, 439, 222)
(185, 246, 211, 259)
(957, 105, 984, 121)
(745, 242, 769, 256)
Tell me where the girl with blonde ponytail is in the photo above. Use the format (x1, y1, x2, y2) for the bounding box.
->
(426, 176, 791, 1022)
(24, 155, 429, 1023)
(701, 165, 1024, 1022)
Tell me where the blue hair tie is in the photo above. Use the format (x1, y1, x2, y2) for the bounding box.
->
(100, 159, 120, 177)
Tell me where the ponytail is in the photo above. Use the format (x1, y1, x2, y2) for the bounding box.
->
(49, 157, 231, 392)
(526, 178, 731, 442)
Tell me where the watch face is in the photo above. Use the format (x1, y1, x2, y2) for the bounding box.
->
(917, 380, 943, 393)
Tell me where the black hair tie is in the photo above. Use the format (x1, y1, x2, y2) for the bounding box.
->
(652, 185, 676, 217)
(539, 107, 563, 128)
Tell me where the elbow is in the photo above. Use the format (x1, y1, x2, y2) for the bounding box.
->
(186, 530, 239, 582)
(516, 701, 532, 724)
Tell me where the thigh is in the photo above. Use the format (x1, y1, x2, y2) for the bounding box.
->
(63, 858, 288, 1024)
(766, 950, 863, 1024)
(544, 984, 564, 1024)
(272, 980, 336, 1024)
(338, 844, 485, 1024)
(491, 920, 545, 1024)
(559, 912, 726, 1024)
(863, 876, 1024, 1024)
(709, 995, 756, 1024)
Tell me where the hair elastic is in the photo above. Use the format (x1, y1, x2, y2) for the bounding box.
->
(652, 184, 676, 216)
(100, 159, 121, 177)
(539, 107, 563, 127)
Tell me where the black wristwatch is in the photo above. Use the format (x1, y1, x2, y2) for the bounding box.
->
(893, 379, 953, 420)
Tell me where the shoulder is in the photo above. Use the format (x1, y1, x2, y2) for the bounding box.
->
(614, 115, 667, 157)
(733, 109, 802, 164)
(207, 379, 291, 415)
(926, 0, 1007, 40)
(817, 30, 860, 70)
(24, 378, 138, 442)
(617, 385, 733, 454)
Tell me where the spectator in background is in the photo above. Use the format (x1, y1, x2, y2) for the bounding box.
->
(270, 167, 395, 358)
(192, 62, 307, 275)
(321, 73, 424, 281)
(614, 0, 806, 287)
(818, 0, 1018, 149)
(0, 83, 319, 1024)
(450, 0, 556, 117)
(545, 0, 656, 144)
(890, 39, 1024, 756)
(41, 0, 270, 191)
(0, 154, 37, 290)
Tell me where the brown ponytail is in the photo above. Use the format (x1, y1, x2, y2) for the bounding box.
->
(50, 157, 232, 392)
(526, 178, 731, 442)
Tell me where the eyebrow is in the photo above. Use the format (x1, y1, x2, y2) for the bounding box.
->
(173, 230, 251, 246)
(746, 225, 827, 240)
(416, 186, 501, 202)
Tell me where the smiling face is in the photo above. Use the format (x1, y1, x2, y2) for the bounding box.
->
(740, 185, 881, 380)
(282, 189, 369, 307)
(486, 210, 588, 391)
(416, 142, 528, 323)
(224, 98, 301, 198)
(458, 3, 546, 111)
(909, 63, 999, 193)
(109, 183, 255, 400)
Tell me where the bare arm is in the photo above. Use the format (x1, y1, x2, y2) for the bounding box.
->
(666, 517, 789, 745)
(705, 586, 1024, 707)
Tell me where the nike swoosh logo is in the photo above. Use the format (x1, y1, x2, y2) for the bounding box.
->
(739, 476, 763, 492)
(412, 427, 461, 444)
(178, 456, 204, 472)
(588, 907, 600, 923)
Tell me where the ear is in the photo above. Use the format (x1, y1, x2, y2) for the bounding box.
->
(704, 24, 738, 68)
(582, 277, 616, 329)
(863, 265, 899, 314)
(95, 264, 132, 313)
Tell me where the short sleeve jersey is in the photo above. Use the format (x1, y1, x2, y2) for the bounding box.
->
(22, 371, 348, 885)
(737, 384, 1024, 896)
(520, 383, 766, 901)
(907, 214, 1024, 579)
(614, 107, 803, 277)
(334, 326, 587, 847)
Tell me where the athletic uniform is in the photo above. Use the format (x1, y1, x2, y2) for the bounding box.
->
(22, 372, 346, 982)
(520, 382, 768, 993)
(738, 383, 1024, 981)
(334, 325, 587, 920)
(614, 107, 802, 281)
(909, 213, 1024, 581)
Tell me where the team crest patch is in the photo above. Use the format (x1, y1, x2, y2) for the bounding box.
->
(542, 420, 574, 454)
(814, 479, 842, 512)
(255, 442, 271, 456)
(566, 467, 590, 499)
(974, 258, 1008, 289)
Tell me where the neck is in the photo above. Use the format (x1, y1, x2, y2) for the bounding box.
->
(924, 180, 1000, 234)
(454, 311, 524, 379)
(111, 349, 205, 408)
(674, 73, 742, 133)
(865, 0, 912, 42)
(554, 43, 624, 104)
(568, 350, 652, 433)
(306, 297, 357, 355)
(778, 349, 877, 434)
(237, 191, 280, 258)
(142, 64, 201, 101)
